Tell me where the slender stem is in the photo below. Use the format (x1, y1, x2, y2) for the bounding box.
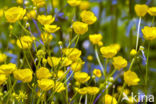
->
(118, 57, 135, 103)
(85, 94, 87, 104)
(145, 42, 150, 99)
(95, 46, 105, 77)
(69, 92, 78, 103)
(117, 83, 126, 103)
(79, 95, 83, 104)
(136, 17, 142, 51)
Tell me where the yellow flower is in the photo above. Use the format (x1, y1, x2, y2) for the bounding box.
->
(47, 57, 61, 67)
(27, 10, 37, 19)
(87, 55, 93, 61)
(0, 63, 17, 75)
(67, 0, 81, 6)
(44, 25, 60, 33)
(79, 1, 90, 10)
(80, 11, 97, 25)
(75, 87, 87, 95)
(36, 50, 46, 58)
(0, 53, 7, 63)
(71, 58, 84, 72)
(93, 69, 102, 78)
(37, 15, 55, 25)
(117, 86, 130, 95)
(54, 81, 65, 93)
(57, 70, 65, 79)
(61, 57, 73, 67)
(72, 21, 88, 35)
(52, 0, 59, 7)
(41, 32, 53, 43)
(130, 49, 137, 56)
(74, 72, 90, 83)
(148, 7, 156, 16)
(0, 9, 3, 17)
(87, 86, 100, 95)
(142, 26, 156, 40)
(63, 48, 81, 61)
(89, 34, 103, 44)
(5, 7, 26, 23)
(13, 69, 33, 83)
(16, 36, 35, 49)
(134, 4, 148, 17)
(102, 94, 117, 104)
(36, 67, 52, 80)
(98, 41, 103, 47)
(124, 70, 140, 86)
(112, 56, 128, 70)
(0, 74, 7, 85)
(109, 44, 121, 52)
(38, 79, 54, 91)
(100, 46, 117, 58)
(16, 0, 23, 4)
(16, 91, 28, 102)
(32, 0, 45, 7)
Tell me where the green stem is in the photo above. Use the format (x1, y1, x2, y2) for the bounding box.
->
(95, 46, 105, 77)
(136, 17, 141, 51)
(145, 42, 150, 100)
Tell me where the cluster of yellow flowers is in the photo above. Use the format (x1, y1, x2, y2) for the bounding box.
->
(135, 4, 156, 41)
(1, 0, 154, 103)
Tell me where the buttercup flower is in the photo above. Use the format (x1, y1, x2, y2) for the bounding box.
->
(93, 69, 102, 77)
(36, 50, 46, 58)
(0, 53, 7, 63)
(41, 32, 53, 43)
(37, 15, 55, 25)
(61, 57, 73, 67)
(75, 87, 87, 95)
(32, 0, 45, 7)
(80, 11, 97, 25)
(98, 41, 103, 46)
(47, 57, 61, 67)
(87, 55, 93, 61)
(16, 0, 23, 4)
(72, 21, 88, 35)
(57, 70, 65, 79)
(134, 4, 148, 17)
(5, 7, 26, 23)
(100, 46, 117, 58)
(38, 79, 54, 91)
(142, 26, 156, 40)
(109, 44, 121, 52)
(0, 74, 7, 85)
(74, 72, 90, 83)
(79, 1, 90, 10)
(63, 48, 81, 61)
(16, 36, 35, 49)
(87, 86, 100, 95)
(102, 94, 117, 104)
(67, 0, 81, 6)
(71, 58, 84, 71)
(27, 10, 37, 19)
(112, 56, 128, 70)
(130, 49, 137, 56)
(54, 81, 65, 93)
(44, 25, 60, 33)
(13, 69, 33, 83)
(89, 34, 103, 44)
(0, 63, 17, 75)
(148, 7, 156, 16)
(0, 9, 3, 17)
(36, 67, 52, 80)
(124, 70, 140, 86)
